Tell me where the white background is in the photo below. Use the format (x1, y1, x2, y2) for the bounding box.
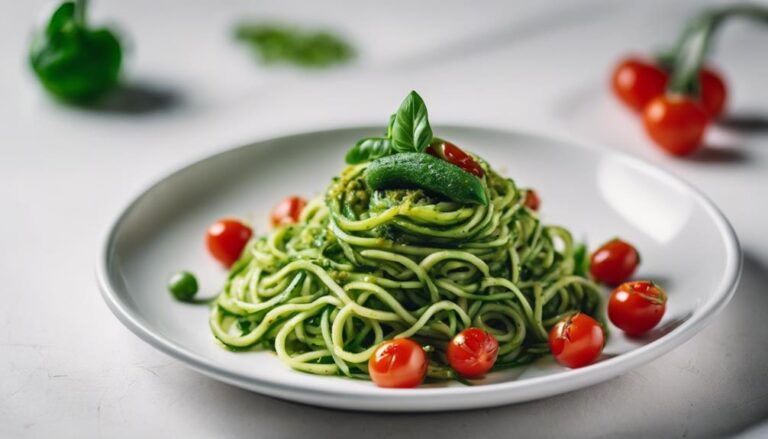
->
(2, 0, 768, 437)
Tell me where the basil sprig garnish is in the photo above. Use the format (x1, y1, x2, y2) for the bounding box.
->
(345, 90, 433, 164)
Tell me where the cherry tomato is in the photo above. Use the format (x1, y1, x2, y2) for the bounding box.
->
(699, 68, 727, 119)
(643, 95, 708, 156)
(611, 57, 668, 112)
(427, 140, 484, 178)
(523, 189, 540, 211)
(446, 328, 499, 378)
(206, 219, 253, 267)
(609, 281, 667, 336)
(368, 338, 428, 388)
(270, 196, 307, 227)
(612, 56, 728, 121)
(548, 313, 605, 369)
(589, 238, 640, 285)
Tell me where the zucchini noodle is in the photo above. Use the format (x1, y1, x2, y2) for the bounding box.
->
(209, 157, 603, 380)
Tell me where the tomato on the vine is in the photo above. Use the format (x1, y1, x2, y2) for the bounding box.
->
(206, 219, 253, 267)
(699, 67, 727, 118)
(548, 313, 605, 369)
(270, 196, 307, 227)
(609, 281, 667, 336)
(612, 56, 727, 121)
(369, 338, 428, 388)
(611, 57, 668, 112)
(427, 140, 484, 178)
(643, 95, 709, 156)
(590, 238, 640, 285)
(446, 328, 499, 378)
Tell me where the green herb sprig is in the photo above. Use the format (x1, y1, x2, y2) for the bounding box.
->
(29, 0, 122, 102)
(235, 23, 354, 69)
(390, 91, 433, 154)
(345, 137, 392, 164)
(346, 90, 433, 164)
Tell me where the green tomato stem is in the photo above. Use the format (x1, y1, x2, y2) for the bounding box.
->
(657, 10, 716, 71)
(667, 3, 768, 96)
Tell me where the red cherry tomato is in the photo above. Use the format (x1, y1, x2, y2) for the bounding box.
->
(523, 189, 540, 211)
(699, 68, 727, 119)
(368, 338, 428, 388)
(446, 328, 499, 378)
(590, 238, 640, 285)
(612, 57, 668, 112)
(427, 141, 484, 178)
(609, 281, 667, 336)
(206, 219, 253, 267)
(643, 95, 709, 156)
(270, 196, 307, 227)
(612, 56, 728, 121)
(548, 313, 605, 369)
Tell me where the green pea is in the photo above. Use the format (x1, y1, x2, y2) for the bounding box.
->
(168, 271, 199, 302)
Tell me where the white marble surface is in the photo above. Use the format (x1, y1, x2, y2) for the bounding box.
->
(2, 0, 768, 437)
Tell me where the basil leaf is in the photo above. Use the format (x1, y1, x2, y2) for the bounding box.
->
(386, 113, 396, 137)
(573, 243, 589, 277)
(30, 0, 122, 103)
(391, 91, 433, 153)
(235, 23, 354, 69)
(345, 137, 392, 164)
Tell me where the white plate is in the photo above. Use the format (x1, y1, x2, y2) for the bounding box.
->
(97, 126, 741, 412)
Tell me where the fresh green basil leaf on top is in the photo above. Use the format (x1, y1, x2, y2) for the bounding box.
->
(344, 91, 433, 163)
(391, 91, 433, 154)
(345, 137, 392, 164)
(386, 113, 396, 137)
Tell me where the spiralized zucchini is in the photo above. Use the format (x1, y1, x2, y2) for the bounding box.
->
(210, 157, 602, 380)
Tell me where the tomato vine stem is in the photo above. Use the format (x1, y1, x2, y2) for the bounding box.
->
(666, 4, 768, 96)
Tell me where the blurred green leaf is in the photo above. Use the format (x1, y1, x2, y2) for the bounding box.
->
(30, 1, 122, 103)
(235, 23, 354, 69)
(345, 137, 392, 164)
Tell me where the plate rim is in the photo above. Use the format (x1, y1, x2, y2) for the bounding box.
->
(96, 124, 742, 410)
